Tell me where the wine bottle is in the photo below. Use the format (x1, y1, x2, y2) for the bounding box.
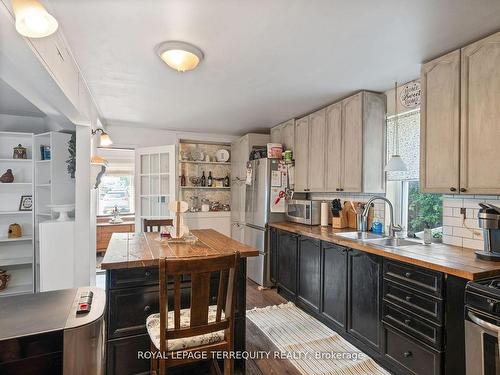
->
(201, 171, 206, 187)
(180, 173, 186, 187)
(224, 174, 230, 187)
(207, 171, 213, 187)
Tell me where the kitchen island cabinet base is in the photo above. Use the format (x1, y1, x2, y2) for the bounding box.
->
(105, 260, 247, 375)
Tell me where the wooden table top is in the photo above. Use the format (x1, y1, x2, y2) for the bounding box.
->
(270, 222, 500, 280)
(101, 229, 259, 270)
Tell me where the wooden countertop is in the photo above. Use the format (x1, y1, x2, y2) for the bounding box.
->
(270, 222, 500, 280)
(101, 229, 259, 270)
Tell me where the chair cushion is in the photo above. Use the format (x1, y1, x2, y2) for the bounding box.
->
(146, 305, 225, 351)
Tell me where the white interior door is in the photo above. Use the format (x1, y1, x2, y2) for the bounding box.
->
(135, 145, 176, 231)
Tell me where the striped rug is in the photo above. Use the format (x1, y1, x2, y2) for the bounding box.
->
(247, 302, 390, 375)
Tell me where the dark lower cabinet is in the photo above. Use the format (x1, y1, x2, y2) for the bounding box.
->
(276, 230, 298, 299)
(321, 243, 348, 329)
(384, 326, 442, 375)
(297, 237, 321, 312)
(107, 334, 151, 375)
(271, 228, 465, 375)
(347, 249, 383, 351)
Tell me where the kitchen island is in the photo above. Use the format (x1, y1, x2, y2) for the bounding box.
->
(101, 229, 258, 375)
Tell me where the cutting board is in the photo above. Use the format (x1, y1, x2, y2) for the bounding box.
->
(344, 201, 374, 230)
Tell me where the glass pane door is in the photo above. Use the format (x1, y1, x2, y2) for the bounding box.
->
(136, 146, 176, 231)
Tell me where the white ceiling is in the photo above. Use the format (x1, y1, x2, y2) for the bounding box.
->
(48, 0, 500, 135)
(0, 78, 44, 117)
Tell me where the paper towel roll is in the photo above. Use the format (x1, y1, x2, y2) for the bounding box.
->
(321, 202, 329, 227)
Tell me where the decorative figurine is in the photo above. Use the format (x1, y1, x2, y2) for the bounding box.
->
(0, 169, 14, 183)
(8, 224, 22, 238)
(13, 144, 27, 159)
(0, 270, 10, 291)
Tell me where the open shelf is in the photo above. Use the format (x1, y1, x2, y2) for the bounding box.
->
(0, 236, 33, 243)
(0, 182, 33, 186)
(0, 158, 32, 163)
(0, 256, 33, 266)
(180, 186, 231, 190)
(0, 283, 32, 297)
(36, 184, 51, 188)
(36, 159, 51, 164)
(179, 160, 231, 165)
(0, 211, 32, 215)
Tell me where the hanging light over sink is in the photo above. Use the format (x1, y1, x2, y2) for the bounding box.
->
(155, 41, 204, 72)
(12, 0, 59, 38)
(385, 81, 408, 172)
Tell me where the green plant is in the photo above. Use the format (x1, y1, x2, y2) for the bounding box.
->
(407, 181, 442, 233)
(66, 133, 76, 178)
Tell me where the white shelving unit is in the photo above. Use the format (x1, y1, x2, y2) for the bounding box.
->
(0, 131, 35, 297)
(33, 132, 75, 291)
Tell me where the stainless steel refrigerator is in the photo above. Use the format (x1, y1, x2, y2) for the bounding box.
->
(244, 158, 285, 286)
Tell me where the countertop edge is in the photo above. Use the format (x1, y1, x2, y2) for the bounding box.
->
(270, 222, 500, 281)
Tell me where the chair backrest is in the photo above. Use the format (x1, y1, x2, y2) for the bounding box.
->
(158, 252, 241, 352)
(143, 218, 173, 232)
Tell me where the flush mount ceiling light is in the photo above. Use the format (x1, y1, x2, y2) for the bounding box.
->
(155, 41, 204, 72)
(91, 128, 113, 147)
(12, 0, 58, 38)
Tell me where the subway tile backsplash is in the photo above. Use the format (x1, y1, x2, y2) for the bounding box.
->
(441, 194, 500, 250)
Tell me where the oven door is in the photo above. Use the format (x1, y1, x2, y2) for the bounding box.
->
(465, 308, 500, 375)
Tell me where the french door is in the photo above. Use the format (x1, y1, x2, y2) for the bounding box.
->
(135, 145, 176, 231)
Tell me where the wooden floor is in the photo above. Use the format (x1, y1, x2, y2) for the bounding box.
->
(243, 280, 300, 375)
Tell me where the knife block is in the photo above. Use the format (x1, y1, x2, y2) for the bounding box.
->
(332, 209, 348, 229)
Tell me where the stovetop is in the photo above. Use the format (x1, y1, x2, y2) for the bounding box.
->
(466, 277, 500, 318)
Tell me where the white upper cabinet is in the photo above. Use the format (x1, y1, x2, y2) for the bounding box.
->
(420, 50, 461, 193)
(308, 109, 326, 192)
(420, 31, 500, 194)
(294, 91, 385, 193)
(294, 116, 310, 192)
(341, 93, 363, 192)
(269, 119, 295, 154)
(460, 32, 500, 194)
(325, 102, 343, 192)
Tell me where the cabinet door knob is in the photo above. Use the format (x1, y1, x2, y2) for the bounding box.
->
(450, 187, 457, 192)
(144, 305, 151, 314)
(404, 318, 411, 325)
(336, 188, 340, 191)
(460, 188, 467, 193)
(403, 351, 412, 358)
(405, 296, 412, 302)
(340, 188, 344, 192)
(145, 270, 151, 277)
(404, 272, 412, 278)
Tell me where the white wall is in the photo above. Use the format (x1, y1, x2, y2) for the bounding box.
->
(106, 124, 237, 149)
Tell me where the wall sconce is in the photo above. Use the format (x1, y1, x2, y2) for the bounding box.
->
(90, 155, 108, 189)
(91, 128, 112, 147)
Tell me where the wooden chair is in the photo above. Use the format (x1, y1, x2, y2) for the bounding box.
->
(143, 219, 173, 232)
(146, 252, 241, 375)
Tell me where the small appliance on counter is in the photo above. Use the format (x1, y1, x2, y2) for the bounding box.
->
(285, 199, 321, 226)
(465, 277, 500, 373)
(0, 287, 105, 375)
(475, 203, 500, 261)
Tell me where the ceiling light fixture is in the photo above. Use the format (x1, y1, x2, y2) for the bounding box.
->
(385, 81, 408, 172)
(91, 128, 113, 147)
(155, 41, 204, 72)
(12, 0, 59, 38)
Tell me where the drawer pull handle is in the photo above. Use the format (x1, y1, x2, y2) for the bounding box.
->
(405, 296, 412, 302)
(403, 351, 412, 358)
(144, 305, 151, 314)
(404, 272, 412, 278)
(404, 318, 411, 326)
(145, 270, 151, 277)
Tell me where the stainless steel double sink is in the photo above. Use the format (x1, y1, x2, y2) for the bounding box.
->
(336, 231, 421, 248)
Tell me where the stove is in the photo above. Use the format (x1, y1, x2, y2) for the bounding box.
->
(465, 278, 500, 375)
